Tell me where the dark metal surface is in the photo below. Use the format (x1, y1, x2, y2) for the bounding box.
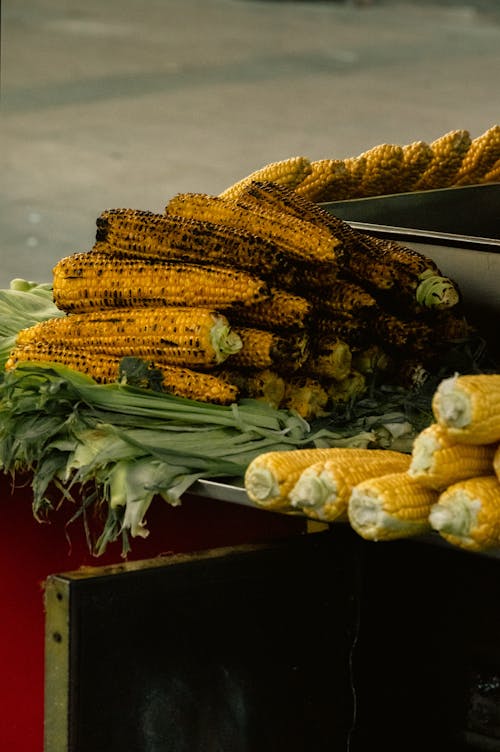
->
(322, 183, 500, 239)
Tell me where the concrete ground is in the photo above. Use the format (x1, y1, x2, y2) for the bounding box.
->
(1, 0, 499, 287)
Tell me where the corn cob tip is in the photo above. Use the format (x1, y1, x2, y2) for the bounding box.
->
(289, 469, 335, 518)
(429, 500, 469, 539)
(245, 466, 280, 505)
(415, 272, 460, 309)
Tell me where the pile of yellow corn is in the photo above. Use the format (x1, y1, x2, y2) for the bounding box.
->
(7, 179, 470, 414)
(221, 124, 500, 202)
(245, 374, 500, 553)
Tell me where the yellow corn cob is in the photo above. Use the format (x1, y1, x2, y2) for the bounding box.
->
(219, 156, 312, 201)
(290, 449, 411, 522)
(356, 143, 405, 197)
(237, 180, 341, 228)
(293, 159, 353, 202)
(429, 475, 500, 551)
(481, 158, 500, 183)
(305, 339, 352, 381)
(216, 368, 286, 409)
(165, 192, 339, 265)
(15, 307, 242, 369)
(281, 376, 329, 420)
(224, 288, 312, 331)
(95, 210, 298, 281)
(399, 140, 433, 192)
(453, 125, 500, 186)
(348, 472, 438, 541)
(245, 447, 372, 510)
(52, 252, 270, 313)
(229, 327, 309, 372)
(342, 155, 367, 198)
(414, 129, 471, 190)
(432, 373, 500, 445)
(494, 444, 500, 481)
(5, 347, 239, 404)
(408, 422, 497, 491)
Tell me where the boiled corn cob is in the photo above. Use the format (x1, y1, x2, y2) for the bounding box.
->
(245, 447, 372, 511)
(52, 252, 270, 313)
(15, 307, 242, 369)
(5, 346, 239, 404)
(432, 373, 500, 445)
(348, 472, 438, 541)
(293, 159, 353, 202)
(453, 125, 500, 186)
(229, 327, 309, 372)
(165, 192, 339, 265)
(219, 156, 312, 201)
(290, 448, 411, 522)
(429, 475, 500, 551)
(414, 129, 471, 190)
(408, 422, 497, 491)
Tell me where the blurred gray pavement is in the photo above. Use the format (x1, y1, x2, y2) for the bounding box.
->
(1, 0, 500, 287)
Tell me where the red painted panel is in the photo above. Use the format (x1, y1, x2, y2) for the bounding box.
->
(0, 474, 304, 750)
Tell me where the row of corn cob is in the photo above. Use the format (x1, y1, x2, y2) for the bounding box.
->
(244, 373, 500, 553)
(7, 179, 468, 413)
(220, 124, 500, 203)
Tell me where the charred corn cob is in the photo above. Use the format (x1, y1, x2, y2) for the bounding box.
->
(216, 368, 286, 409)
(414, 129, 471, 190)
(293, 159, 353, 202)
(408, 422, 497, 491)
(290, 448, 411, 522)
(429, 475, 500, 551)
(5, 346, 239, 404)
(219, 156, 312, 201)
(245, 447, 366, 510)
(53, 252, 270, 313)
(314, 313, 370, 350)
(432, 373, 500, 445)
(351, 344, 390, 375)
(304, 339, 352, 381)
(310, 280, 378, 319)
(453, 125, 500, 186)
(223, 288, 312, 331)
(15, 307, 242, 369)
(165, 192, 339, 265)
(356, 143, 405, 197)
(95, 210, 295, 281)
(229, 327, 309, 372)
(348, 472, 438, 541)
(399, 140, 434, 192)
(281, 376, 330, 420)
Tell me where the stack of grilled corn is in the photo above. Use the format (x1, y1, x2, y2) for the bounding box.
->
(7, 180, 468, 413)
(244, 373, 500, 553)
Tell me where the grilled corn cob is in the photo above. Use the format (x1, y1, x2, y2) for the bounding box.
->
(95, 210, 295, 281)
(408, 422, 497, 491)
(494, 444, 500, 481)
(429, 475, 500, 551)
(53, 252, 270, 313)
(348, 472, 438, 541)
(15, 307, 242, 369)
(229, 327, 309, 372)
(453, 125, 500, 186)
(326, 370, 367, 403)
(223, 288, 312, 331)
(432, 373, 500, 445)
(245, 447, 368, 511)
(165, 192, 339, 265)
(219, 156, 312, 200)
(293, 159, 353, 202)
(216, 367, 286, 409)
(310, 280, 378, 319)
(314, 313, 370, 350)
(5, 347, 239, 404)
(304, 339, 352, 381)
(414, 129, 471, 190)
(290, 448, 411, 522)
(281, 376, 330, 420)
